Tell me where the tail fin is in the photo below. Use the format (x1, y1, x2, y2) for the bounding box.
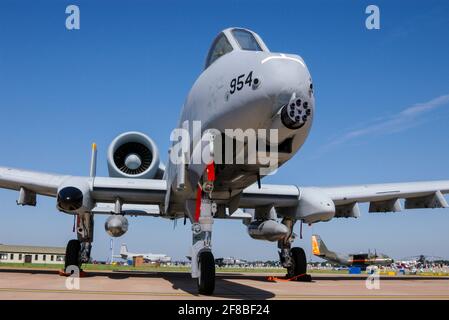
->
(120, 244, 128, 256)
(312, 234, 330, 257)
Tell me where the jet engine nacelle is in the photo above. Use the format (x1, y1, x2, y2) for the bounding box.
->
(108, 131, 160, 179)
(247, 219, 289, 242)
(105, 215, 128, 237)
(57, 178, 94, 214)
(294, 188, 335, 224)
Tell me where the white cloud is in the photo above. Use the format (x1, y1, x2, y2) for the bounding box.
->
(326, 93, 449, 148)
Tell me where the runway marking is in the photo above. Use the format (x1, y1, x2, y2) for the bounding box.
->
(0, 288, 448, 299)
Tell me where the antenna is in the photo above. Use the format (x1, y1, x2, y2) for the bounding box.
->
(90, 142, 97, 178)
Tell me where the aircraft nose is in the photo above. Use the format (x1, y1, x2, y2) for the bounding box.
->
(260, 53, 314, 121)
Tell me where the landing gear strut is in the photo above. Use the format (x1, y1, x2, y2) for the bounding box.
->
(64, 213, 94, 272)
(278, 218, 311, 281)
(186, 160, 217, 295)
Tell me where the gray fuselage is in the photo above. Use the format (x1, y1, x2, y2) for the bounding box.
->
(165, 28, 314, 216)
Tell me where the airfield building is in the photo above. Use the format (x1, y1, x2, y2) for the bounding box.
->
(0, 244, 65, 264)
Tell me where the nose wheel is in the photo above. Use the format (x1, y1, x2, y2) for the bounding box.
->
(197, 251, 216, 295)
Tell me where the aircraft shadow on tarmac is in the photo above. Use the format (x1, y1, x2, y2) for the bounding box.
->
(105, 271, 276, 299)
(0, 269, 277, 299)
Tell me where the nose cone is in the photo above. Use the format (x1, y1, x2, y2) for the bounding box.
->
(57, 187, 83, 212)
(261, 54, 314, 114)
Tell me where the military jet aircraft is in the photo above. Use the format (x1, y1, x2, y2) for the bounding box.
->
(312, 235, 394, 269)
(1, 27, 449, 295)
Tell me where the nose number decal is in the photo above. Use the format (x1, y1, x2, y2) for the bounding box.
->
(230, 72, 254, 95)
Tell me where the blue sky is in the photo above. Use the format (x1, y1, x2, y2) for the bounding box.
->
(0, 0, 448, 262)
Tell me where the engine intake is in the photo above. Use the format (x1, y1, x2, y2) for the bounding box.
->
(108, 132, 160, 179)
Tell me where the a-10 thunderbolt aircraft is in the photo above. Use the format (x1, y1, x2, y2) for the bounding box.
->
(312, 235, 394, 269)
(0, 28, 448, 295)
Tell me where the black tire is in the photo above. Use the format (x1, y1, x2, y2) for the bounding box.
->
(291, 247, 307, 276)
(197, 251, 215, 295)
(64, 239, 81, 272)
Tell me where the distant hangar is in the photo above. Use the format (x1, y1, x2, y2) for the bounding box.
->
(0, 244, 65, 264)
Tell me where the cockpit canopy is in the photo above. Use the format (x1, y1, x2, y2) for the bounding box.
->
(232, 29, 263, 51)
(205, 28, 269, 69)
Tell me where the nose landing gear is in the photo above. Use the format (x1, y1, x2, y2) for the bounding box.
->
(190, 194, 216, 295)
(197, 250, 216, 295)
(190, 163, 217, 295)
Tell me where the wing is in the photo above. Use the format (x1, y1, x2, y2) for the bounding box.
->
(0, 167, 69, 197)
(2, 166, 449, 221)
(236, 180, 449, 223)
(318, 180, 449, 217)
(0, 167, 166, 213)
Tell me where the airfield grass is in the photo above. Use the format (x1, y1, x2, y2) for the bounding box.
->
(0, 262, 285, 273)
(1, 263, 448, 276)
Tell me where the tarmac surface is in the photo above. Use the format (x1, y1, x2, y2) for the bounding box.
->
(0, 268, 448, 300)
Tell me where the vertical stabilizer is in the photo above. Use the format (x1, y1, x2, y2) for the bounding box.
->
(120, 244, 128, 256)
(312, 234, 330, 256)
